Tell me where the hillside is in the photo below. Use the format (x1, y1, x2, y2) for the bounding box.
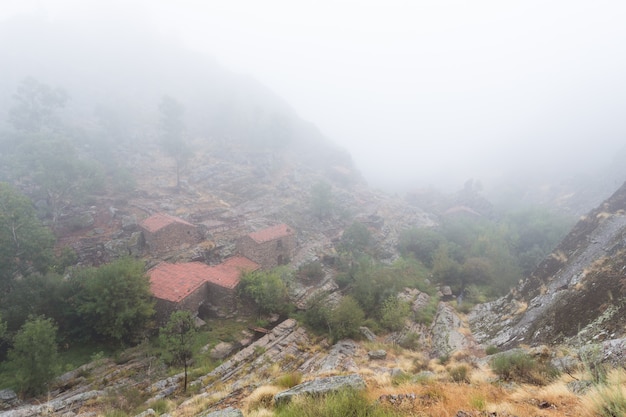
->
(470, 181, 626, 347)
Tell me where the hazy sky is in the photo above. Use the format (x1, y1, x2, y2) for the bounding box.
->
(3, 1, 626, 191)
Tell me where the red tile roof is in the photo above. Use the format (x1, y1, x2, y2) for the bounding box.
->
(248, 223, 294, 244)
(140, 212, 195, 233)
(208, 256, 260, 289)
(148, 256, 260, 302)
(149, 262, 209, 303)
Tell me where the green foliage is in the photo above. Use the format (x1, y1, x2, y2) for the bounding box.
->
(0, 182, 55, 293)
(276, 388, 400, 417)
(448, 364, 470, 383)
(310, 181, 333, 219)
(297, 261, 325, 283)
(160, 310, 196, 392)
(7, 316, 59, 395)
(302, 294, 331, 333)
(398, 227, 444, 267)
(239, 268, 291, 316)
(339, 222, 371, 254)
(378, 295, 410, 332)
(72, 258, 155, 345)
(413, 294, 439, 326)
(0, 315, 6, 342)
(328, 296, 364, 341)
(485, 345, 500, 355)
(490, 351, 559, 385)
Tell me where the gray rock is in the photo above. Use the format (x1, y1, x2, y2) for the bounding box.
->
(134, 409, 155, 417)
(200, 407, 243, 417)
(274, 374, 366, 405)
(121, 215, 138, 231)
(210, 342, 235, 360)
(319, 340, 358, 373)
(359, 326, 376, 341)
(567, 380, 593, 394)
(368, 350, 387, 360)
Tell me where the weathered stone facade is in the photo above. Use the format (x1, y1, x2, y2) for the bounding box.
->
(237, 224, 296, 269)
(140, 213, 200, 254)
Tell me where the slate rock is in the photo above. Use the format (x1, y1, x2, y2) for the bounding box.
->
(200, 407, 244, 417)
(274, 374, 366, 405)
(368, 350, 387, 360)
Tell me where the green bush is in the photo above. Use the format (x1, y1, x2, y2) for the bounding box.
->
(490, 351, 559, 385)
(485, 345, 500, 355)
(448, 364, 470, 383)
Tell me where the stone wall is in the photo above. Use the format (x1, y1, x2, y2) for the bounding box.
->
(237, 234, 296, 269)
(205, 283, 238, 317)
(142, 222, 199, 254)
(154, 283, 209, 324)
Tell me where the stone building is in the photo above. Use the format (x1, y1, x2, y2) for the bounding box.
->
(237, 223, 296, 269)
(140, 212, 199, 254)
(148, 256, 259, 322)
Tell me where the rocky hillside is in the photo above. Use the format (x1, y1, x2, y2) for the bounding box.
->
(470, 181, 626, 348)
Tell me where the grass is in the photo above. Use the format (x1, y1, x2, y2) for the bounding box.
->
(274, 372, 303, 388)
(275, 388, 401, 417)
(490, 351, 560, 385)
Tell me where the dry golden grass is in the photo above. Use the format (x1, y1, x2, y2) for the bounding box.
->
(173, 388, 230, 417)
(243, 385, 282, 414)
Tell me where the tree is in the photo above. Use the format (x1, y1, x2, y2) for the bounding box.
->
(9, 77, 67, 133)
(159, 95, 191, 189)
(310, 181, 333, 219)
(73, 258, 154, 344)
(0, 182, 55, 294)
(7, 316, 59, 396)
(17, 138, 105, 224)
(328, 296, 364, 341)
(339, 222, 371, 254)
(160, 311, 196, 392)
(238, 269, 291, 316)
(379, 295, 410, 332)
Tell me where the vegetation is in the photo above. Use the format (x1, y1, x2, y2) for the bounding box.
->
(310, 181, 333, 219)
(6, 316, 59, 395)
(328, 296, 364, 341)
(490, 351, 560, 385)
(275, 388, 400, 417)
(239, 268, 292, 316)
(72, 258, 155, 345)
(160, 311, 196, 392)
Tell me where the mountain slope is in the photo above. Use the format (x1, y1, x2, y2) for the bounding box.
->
(470, 181, 626, 347)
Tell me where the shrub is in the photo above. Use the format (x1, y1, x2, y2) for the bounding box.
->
(297, 261, 325, 283)
(275, 388, 399, 417)
(274, 372, 303, 388)
(485, 345, 500, 355)
(378, 295, 410, 332)
(588, 382, 626, 417)
(490, 351, 559, 385)
(448, 364, 470, 383)
(328, 296, 364, 341)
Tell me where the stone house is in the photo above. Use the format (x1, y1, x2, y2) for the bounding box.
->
(148, 256, 259, 322)
(140, 212, 199, 254)
(237, 223, 296, 269)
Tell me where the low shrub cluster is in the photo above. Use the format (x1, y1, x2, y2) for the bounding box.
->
(490, 351, 559, 385)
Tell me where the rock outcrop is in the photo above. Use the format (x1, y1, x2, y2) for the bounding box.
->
(470, 181, 626, 348)
(273, 374, 366, 405)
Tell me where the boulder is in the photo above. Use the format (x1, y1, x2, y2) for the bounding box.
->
(0, 389, 19, 409)
(274, 374, 366, 405)
(200, 408, 243, 417)
(368, 350, 387, 360)
(210, 342, 235, 360)
(359, 326, 376, 342)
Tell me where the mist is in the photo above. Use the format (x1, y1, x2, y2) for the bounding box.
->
(2, 0, 626, 195)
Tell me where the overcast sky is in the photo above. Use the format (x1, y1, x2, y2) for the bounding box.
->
(3, 0, 626, 191)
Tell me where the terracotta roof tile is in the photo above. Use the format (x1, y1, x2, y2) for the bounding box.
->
(149, 262, 208, 303)
(248, 223, 294, 244)
(140, 212, 195, 233)
(208, 256, 260, 289)
(148, 256, 260, 302)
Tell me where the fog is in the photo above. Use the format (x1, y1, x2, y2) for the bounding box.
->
(2, 0, 626, 193)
